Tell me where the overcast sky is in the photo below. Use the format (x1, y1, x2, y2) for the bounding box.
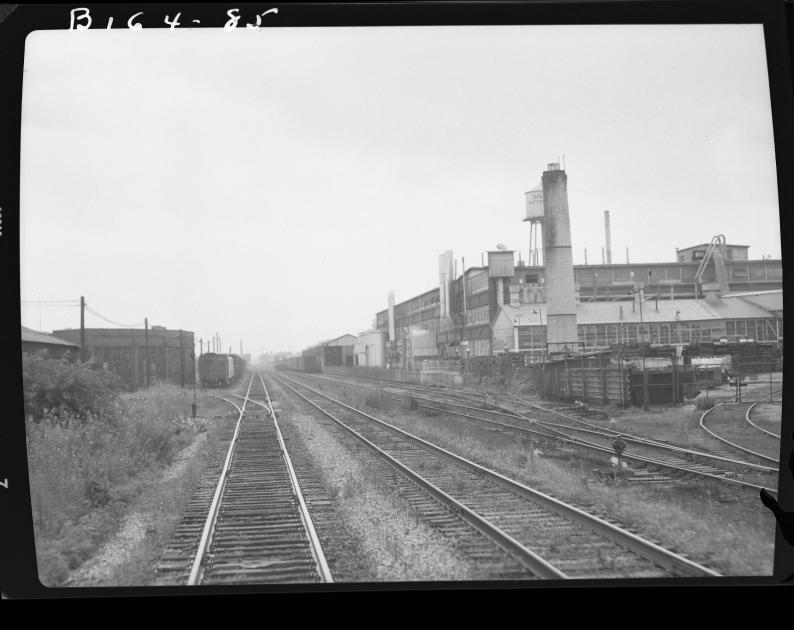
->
(20, 24, 780, 355)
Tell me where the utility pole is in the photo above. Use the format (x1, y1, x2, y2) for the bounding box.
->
(162, 336, 168, 381)
(132, 336, 138, 390)
(200, 337, 203, 355)
(191, 347, 197, 418)
(180, 329, 185, 388)
(80, 295, 86, 363)
(145, 317, 151, 387)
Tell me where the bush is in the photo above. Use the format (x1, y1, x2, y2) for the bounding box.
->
(25, 374, 195, 585)
(695, 392, 715, 411)
(23, 353, 122, 424)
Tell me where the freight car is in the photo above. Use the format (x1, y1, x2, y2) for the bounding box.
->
(276, 354, 321, 373)
(199, 352, 235, 387)
(230, 353, 247, 381)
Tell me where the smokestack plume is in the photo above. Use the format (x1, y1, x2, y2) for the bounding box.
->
(604, 210, 612, 265)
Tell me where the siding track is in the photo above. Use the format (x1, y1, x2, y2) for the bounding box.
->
(290, 372, 778, 495)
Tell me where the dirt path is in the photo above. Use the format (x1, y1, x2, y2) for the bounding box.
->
(65, 432, 207, 587)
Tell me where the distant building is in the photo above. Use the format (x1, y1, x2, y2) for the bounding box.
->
(52, 327, 195, 389)
(676, 243, 749, 262)
(21, 327, 80, 360)
(303, 334, 357, 369)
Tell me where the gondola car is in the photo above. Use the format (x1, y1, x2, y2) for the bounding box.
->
(199, 352, 235, 387)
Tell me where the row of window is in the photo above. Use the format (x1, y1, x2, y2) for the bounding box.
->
(512, 318, 782, 350)
(465, 306, 490, 326)
(725, 319, 783, 340)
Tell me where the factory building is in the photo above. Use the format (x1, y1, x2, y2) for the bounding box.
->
(303, 334, 357, 370)
(52, 327, 195, 389)
(374, 163, 783, 365)
(21, 326, 80, 360)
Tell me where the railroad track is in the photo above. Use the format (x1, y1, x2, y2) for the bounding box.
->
(745, 402, 782, 439)
(273, 371, 720, 580)
(155, 373, 332, 585)
(700, 403, 781, 466)
(503, 395, 779, 480)
(289, 372, 778, 495)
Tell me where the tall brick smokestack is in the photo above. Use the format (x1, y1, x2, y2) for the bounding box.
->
(542, 163, 578, 353)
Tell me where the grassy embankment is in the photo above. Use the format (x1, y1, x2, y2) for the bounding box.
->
(24, 353, 230, 586)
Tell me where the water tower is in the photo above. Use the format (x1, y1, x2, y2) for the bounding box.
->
(523, 183, 543, 266)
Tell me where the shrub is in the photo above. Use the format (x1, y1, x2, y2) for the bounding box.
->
(695, 393, 715, 411)
(23, 353, 122, 424)
(25, 376, 196, 585)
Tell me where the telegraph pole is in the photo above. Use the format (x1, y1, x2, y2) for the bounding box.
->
(180, 329, 185, 388)
(191, 347, 197, 418)
(145, 317, 151, 387)
(79, 296, 86, 363)
(163, 336, 168, 381)
(132, 336, 138, 389)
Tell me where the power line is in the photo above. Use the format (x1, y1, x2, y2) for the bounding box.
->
(84, 303, 145, 328)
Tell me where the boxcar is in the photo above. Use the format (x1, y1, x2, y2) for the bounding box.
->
(230, 354, 247, 382)
(199, 352, 234, 387)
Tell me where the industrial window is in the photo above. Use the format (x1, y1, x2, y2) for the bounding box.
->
(681, 266, 696, 282)
(612, 268, 630, 282)
(577, 269, 595, 285)
(467, 271, 489, 295)
(730, 265, 748, 281)
(726, 321, 735, 336)
(749, 265, 766, 281)
(524, 274, 539, 285)
(595, 325, 606, 347)
(466, 306, 489, 325)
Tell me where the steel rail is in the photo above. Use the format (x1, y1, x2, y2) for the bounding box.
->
(187, 373, 255, 585)
(296, 375, 778, 474)
(745, 402, 781, 439)
(490, 400, 778, 474)
(270, 373, 566, 579)
(700, 405, 780, 466)
(225, 391, 272, 415)
(210, 394, 242, 414)
(257, 372, 333, 583)
(411, 397, 778, 496)
(502, 395, 779, 473)
(277, 372, 721, 578)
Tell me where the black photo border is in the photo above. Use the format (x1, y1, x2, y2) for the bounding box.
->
(1, 0, 792, 601)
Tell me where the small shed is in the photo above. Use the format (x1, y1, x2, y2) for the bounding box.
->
(21, 326, 80, 360)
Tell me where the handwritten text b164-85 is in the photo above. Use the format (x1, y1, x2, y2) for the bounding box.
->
(69, 8, 279, 30)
